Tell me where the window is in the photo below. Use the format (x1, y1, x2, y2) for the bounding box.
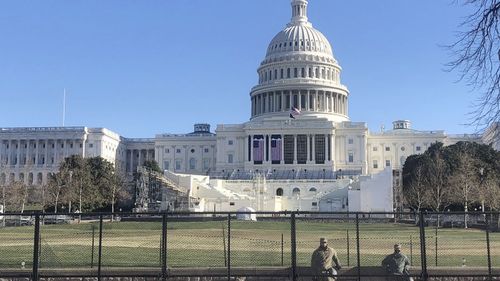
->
(294, 68, 298, 78)
(373, 160, 378, 169)
(385, 147, 390, 151)
(401, 146, 405, 151)
(175, 160, 181, 170)
(189, 158, 196, 169)
(229, 202, 235, 206)
(89, 144, 93, 148)
(228, 154, 233, 163)
(190, 149, 195, 153)
(309, 187, 317, 192)
(276, 188, 283, 196)
(292, 188, 301, 196)
(312, 202, 318, 206)
(164, 161, 170, 170)
(386, 160, 391, 167)
(348, 138, 353, 145)
(373, 147, 378, 152)
(204, 148, 209, 153)
(203, 158, 210, 170)
(228, 140, 234, 145)
(348, 152, 354, 163)
(416, 146, 421, 151)
(287, 68, 291, 78)
(280, 69, 284, 79)
(70, 143, 73, 148)
(176, 149, 181, 153)
(165, 148, 170, 153)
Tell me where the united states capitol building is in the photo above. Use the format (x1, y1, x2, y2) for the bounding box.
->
(0, 0, 496, 213)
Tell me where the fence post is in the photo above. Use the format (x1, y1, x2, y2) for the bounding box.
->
(162, 213, 167, 281)
(91, 224, 95, 268)
(98, 214, 103, 281)
(435, 223, 438, 266)
(347, 229, 350, 267)
(291, 212, 297, 281)
(486, 214, 492, 281)
(227, 213, 231, 281)
(32, 213, 40, 281)
(356, 213, 360, 281)
(281, 233, 284, 266)
(418, 210, 428, 281)
(410, 234, 413, 265)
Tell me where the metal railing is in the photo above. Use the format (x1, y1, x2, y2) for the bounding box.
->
(0, 210, 498, 281)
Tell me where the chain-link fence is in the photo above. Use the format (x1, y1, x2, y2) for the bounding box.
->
(0, 211, 498, 281)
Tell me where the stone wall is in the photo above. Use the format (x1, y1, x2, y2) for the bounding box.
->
(0, 266, 498, 281)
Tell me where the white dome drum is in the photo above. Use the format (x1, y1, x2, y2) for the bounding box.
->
(249, 0, 350, 123)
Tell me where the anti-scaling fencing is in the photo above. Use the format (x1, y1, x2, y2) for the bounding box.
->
(0, 211, 498, 281)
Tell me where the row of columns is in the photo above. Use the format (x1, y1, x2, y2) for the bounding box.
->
(126, 149, 155, 173)
(259, 65, 340, 84)
(0, 171, 43, 186)
(247, 133, 335, 165)
(0, 139, 85, 168)
(251, 90, 347, 117)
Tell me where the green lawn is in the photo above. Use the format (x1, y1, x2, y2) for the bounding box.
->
(0, 220, 498, 269)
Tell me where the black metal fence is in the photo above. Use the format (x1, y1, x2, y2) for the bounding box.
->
(0, 211, 498, 281)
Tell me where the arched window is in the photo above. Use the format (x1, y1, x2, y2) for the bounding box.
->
(189, 158, 196, 170)
(292, 187, 301, 196)
(276, 188, 283, 196)
(400, 156, 407, 166)
(37, 173, 43, 185)
(309, 187, 317, 192)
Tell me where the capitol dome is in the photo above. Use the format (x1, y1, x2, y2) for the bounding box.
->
(249, 0, 350, 123)
(265, 22, 334, 60)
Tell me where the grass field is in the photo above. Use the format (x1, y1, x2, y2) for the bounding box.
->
(0, 219, 498, 269)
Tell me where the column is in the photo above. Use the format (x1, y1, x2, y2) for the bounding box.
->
(280, 134, 284, 164)
(293, 134, 297, 164)
(129, 150, 134, 173)
(281, 91, 285, 111)
(44, 140, 48, 167)
(325, 134, 329, 163)
(26, 139, 31, 165)
(312, 134, 316, 163)
(306, 90, 310, 111)
(35, 139, 39, 166)
(298, 91, 302, 109)
(306, 134, 311, 163)
(266, 134, 270, 163)
(82, 135, 87, 158)
(249, 135, 253, 162)
(54, 139, 59, 165)
(331, 134, 336, 167)
(16, 140, 20, 168)
(289, 91, 293, 109)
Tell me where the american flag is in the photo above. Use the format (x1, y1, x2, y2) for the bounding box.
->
(253, 138, 264, 162)
(289, 107, 301, 119)
(271, 138, 282, 161)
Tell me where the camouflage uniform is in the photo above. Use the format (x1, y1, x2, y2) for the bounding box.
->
(311, 245, 341, 281)
(382, 252, 411, 281)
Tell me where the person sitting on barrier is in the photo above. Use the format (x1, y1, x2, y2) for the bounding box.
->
(311, 237, 342, 281)
(381, 244, 411, 281)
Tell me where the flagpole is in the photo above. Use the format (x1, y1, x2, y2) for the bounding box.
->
(62, 88, 66, 127)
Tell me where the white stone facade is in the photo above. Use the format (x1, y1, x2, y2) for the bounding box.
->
(0, 0, 497, 213)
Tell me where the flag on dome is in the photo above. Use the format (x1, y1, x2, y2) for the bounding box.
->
(290, 107, 301, 119)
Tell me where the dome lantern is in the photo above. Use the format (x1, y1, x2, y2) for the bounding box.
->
(290, 0, 309, 26)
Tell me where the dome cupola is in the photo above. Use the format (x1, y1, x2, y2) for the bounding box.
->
(249, 0, 350, 123)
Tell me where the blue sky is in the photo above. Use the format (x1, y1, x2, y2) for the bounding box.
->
(0, 0, 478, 137)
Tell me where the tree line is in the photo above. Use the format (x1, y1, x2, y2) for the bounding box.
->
(1, 155, 130, 213)
(402, 141, 500, 214)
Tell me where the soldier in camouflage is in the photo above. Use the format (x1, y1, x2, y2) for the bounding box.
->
(381, 244, 411, 281)
(311, 238, 342, 281)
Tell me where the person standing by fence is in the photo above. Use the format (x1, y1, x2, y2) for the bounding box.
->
(311, 238, 342, 281)
(382, 244, 412, 281)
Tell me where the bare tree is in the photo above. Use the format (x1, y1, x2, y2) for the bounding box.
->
(449, 0, 500, 132)
(447, 148, 479, 228)
(404, 165, 429, 216)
